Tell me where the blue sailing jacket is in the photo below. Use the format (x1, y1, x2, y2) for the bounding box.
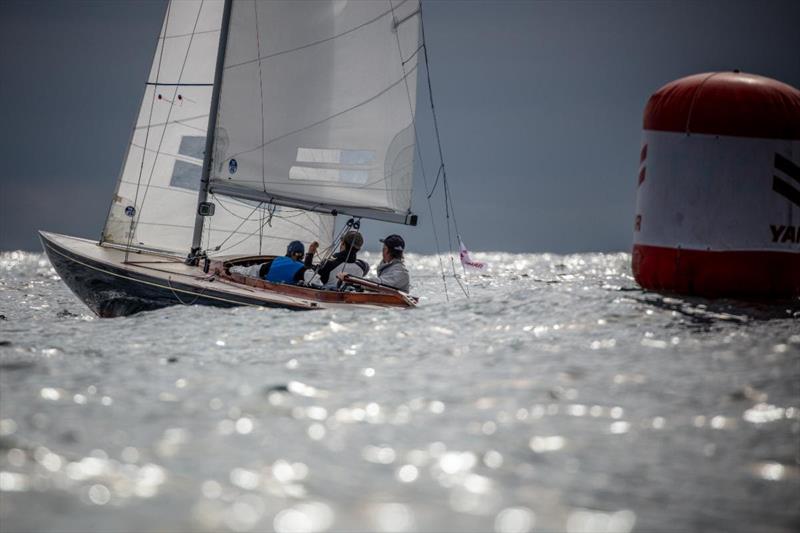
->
(265, 256, 304, 284)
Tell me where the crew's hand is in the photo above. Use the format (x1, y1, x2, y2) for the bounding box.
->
(336, 272, 348, 281)
(308, 241, 319, 254)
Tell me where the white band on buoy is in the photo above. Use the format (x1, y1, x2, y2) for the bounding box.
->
(635, 131, 800, 250)
(632, 71, 800, 298)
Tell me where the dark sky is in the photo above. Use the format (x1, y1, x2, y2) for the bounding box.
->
(1, 0, 798, 254)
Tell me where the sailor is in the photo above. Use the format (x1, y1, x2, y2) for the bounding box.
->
(305, 231, 369, 289)
(263, 240, 308, 284)
(337, 234, 410, 292)
(374, 234, 410, 292)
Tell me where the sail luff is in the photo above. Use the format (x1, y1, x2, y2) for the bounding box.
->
(99, 0, 170, 248)
(188, 0, 234, 262)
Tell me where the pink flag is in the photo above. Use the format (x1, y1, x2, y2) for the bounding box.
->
(459, 238, 486, 270)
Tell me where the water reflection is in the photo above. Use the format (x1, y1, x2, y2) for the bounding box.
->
(495, 507, 535, 533)
(1, 250, 798, 532)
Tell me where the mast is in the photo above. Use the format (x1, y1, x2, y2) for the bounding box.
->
(187, 0, 233, 265)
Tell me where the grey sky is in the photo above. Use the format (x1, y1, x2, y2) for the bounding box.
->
(1, 0, 798, 254)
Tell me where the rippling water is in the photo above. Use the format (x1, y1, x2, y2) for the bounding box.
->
(1, 250, 798, 533)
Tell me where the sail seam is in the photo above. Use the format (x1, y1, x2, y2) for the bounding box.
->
(119, 180, 196, 196)
(131, 0, 207, 250)
(161, 28, 218, 40)
(115, 207, 330, 244)
(213, 182, 412, 192)
(226, 65, 417, 161)
(224, 0, 408, 70)
(125, 0, 173, 260)
(145, 82, 213, 86)
(128, 144, 204, 164)
(133, 113, 209, 131)
(213, 186, 411, 214)
(211, 155, 414, 193)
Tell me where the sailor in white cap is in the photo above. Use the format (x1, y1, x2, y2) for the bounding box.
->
(374, 234, 410, 292)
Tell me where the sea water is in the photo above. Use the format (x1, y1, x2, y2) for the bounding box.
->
(0, 250, 798, 533)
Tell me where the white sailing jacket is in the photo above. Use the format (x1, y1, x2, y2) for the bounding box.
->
(375, 259, 410, 292)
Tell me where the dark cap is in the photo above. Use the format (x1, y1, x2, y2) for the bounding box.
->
(286, 240, 305, 256)
(342, 231, 364, 250)
(380, 234, 405, 252)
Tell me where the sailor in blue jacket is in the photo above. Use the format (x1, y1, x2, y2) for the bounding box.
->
(263, 241, 309, 284)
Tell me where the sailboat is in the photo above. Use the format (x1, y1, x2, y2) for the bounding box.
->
(40, 0, 425, 317)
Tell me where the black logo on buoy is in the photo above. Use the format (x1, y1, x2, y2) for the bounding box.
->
(770, 225, 799, 244)
(637, 144, 647, 186)
(773, 153, 800, 208)
(229, 158, 238, 175)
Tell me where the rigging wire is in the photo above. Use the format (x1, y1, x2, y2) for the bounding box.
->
(253, 3, 267, 256)
(426, 163, 443, 200)
(258, 204, 264, 255)
(208, 202, 263, 251)
(228, 65, 418, 161)
(214, 207, 342, 269)
(210, 193, 332, 241)
(206, 194, 333, 255)
(253, 0, 268, 198)
(408, 0, 470, 298)
(124, 0, 172, 262)
(389, 0, 451, 301)
(224, 0, 409, 70)
(126, 0, 205, 260)
(419, 1, 470, 297)
(303, 220, 358, 287)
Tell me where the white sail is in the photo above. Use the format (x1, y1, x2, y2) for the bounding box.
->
(102, 0, 334, 257)
(209, 0, 421, 225)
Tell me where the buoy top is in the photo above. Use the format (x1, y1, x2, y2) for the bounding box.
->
(644, 71, 800, 140)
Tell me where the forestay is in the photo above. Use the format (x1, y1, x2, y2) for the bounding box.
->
(102, 0, 333, 257)
(209, 0, 421, 225)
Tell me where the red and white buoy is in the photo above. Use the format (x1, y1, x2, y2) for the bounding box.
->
(632, 71, 800, 298)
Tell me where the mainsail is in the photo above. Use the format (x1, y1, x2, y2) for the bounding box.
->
(209, 0, 421, 225)
(102, 0, 334, 257)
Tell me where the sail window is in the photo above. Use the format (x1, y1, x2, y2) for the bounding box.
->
(296, 148, 375, 166)
(178, 135, 206, 159)
(169, 135, 206, 190)
(289, 148, 374, 184)
(170, 160, 201, 191)
(289, 166, 368, 184)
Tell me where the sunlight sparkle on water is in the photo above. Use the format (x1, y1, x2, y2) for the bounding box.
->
(274, 502, 334, 533)
(566, 509, 636, 533)
(372, 502, 415, 533)
(743, 403, 788, 424)
(0, 419, 17, 436)
(2, 250, 798, 531)
(529, 436, 566, 453)
(494, 507, 536, 533)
